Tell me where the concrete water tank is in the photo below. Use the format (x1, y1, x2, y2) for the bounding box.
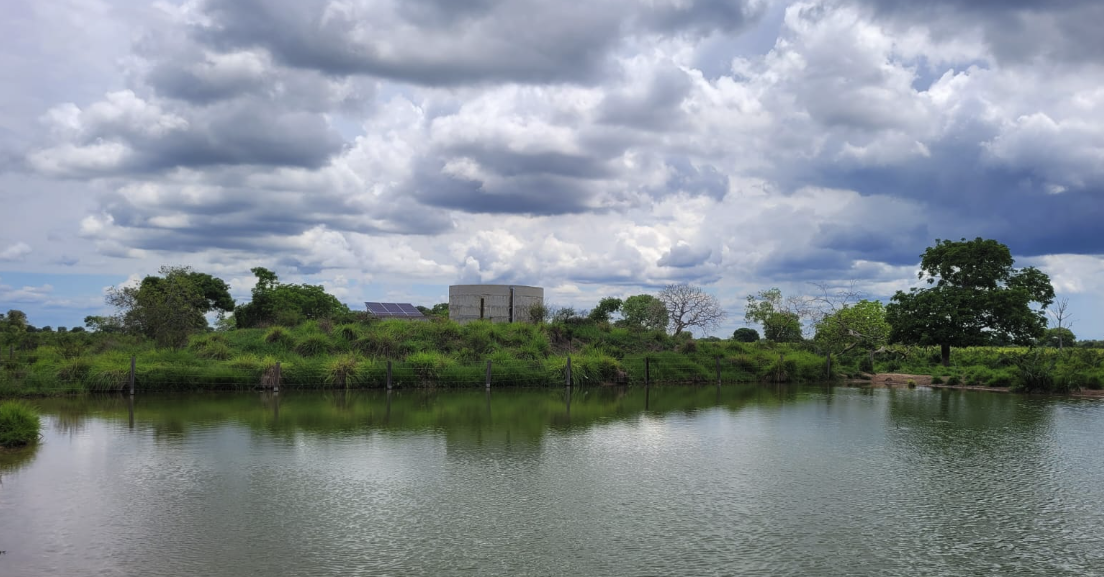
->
(448, 285, 544, 324)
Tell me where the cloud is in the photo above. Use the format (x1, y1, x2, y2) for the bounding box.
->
(0, 242, 32, 261)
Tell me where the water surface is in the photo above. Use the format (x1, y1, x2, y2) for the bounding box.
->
(1, 385, 1101, 576)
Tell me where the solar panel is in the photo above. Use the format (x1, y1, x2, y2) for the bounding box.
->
(364, 302, 426, 319)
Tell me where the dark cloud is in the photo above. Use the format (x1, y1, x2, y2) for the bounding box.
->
(412, 168, 596, 215)
(664, 158, 729, 200)
(194, 0, 764, 86)
(598, 65, 693, 130)
(657, 243, 713, 268)
(854, 0, 1104, 64)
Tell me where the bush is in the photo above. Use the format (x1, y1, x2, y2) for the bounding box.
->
(931, 376, 944, 384)
(0, 401, 41, 447)
(946, 375, 961, 386)
(264, 327, 294, 346)
(295, 335, 332, 357)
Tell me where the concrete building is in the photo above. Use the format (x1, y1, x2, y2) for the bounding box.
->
(449, 285, 544, 324)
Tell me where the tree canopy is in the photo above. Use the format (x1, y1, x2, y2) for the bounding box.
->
(234, 267, 350, 328)
(744, 288, 805, 343)
(814, 299, 890, 361)
(619, 294, 669, 331)
(885, 238, 1055, 366)
(732, 327, 760, 342)
(106, 266, 233, 349)
(587, 297, 623, 323)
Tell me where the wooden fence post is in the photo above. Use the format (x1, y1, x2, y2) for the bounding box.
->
(129, 356, 136, 396)
(716, 356, 721, 388)
(387, 360, 393, 390)
(565, 356, 572, 388)
(485, 360, 492, 390)
(274, 362, 281, 393)
(645, 357, 651, 387)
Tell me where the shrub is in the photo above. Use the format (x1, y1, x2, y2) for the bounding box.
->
(57, 358, 93, 382)
(0, 401, 41, 447)
(325, 354, 361, 388)
(931, 376, 944, 384)
(295, 335, 332, 357)
(264, 327, 294, 346)
(907, 379, 916, 388)
(946, 375, 961, 386)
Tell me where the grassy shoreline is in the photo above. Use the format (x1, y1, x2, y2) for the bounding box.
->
(2, 318, 1102, 396)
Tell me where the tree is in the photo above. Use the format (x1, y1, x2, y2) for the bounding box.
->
(658, 284, 726, 336)
(1042, 327, 1076, 348)
(885, 238, 1055, 366)
(732, 327, 760, 342)
(106, 266, 234, 349)
(744, 289, 807, 343)
(2, 310, 28, 347)
(84, 315, 122, 333)
(619, 294, 669, 331)
(234, 267, 349, 328)
(814, 300, 890, 371)
(587, 297, 623, 323)
(1047, 297, 1075, 350)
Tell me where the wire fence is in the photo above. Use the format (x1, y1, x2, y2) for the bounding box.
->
(0, 351, 780, 394)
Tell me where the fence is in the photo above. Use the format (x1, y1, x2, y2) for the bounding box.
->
(0, 350, 782, 394)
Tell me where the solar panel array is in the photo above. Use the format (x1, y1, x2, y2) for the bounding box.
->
(365, 302, 426, 318)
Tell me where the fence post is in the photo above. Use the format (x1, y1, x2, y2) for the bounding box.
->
(778, 354, 784, 383)
(274, 362, 281, 393)
(485, 360, 492, 390)
(645, 357, 651, 387)
(565, 356, 572, 388)
(716, 356, 721, 388)
(129, 356, 136, 396)
(387, 360, 393, 390)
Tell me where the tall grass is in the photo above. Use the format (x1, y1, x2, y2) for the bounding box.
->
(0, 400, 41, 447)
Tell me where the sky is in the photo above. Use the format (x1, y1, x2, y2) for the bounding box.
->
(2, 0, 1103, 338)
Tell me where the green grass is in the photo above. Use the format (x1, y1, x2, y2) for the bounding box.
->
(0, 400, 41, 447)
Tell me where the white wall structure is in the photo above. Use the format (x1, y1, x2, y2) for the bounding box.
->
(448, 285, 544, 324)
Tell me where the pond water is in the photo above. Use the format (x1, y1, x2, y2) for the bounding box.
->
(1, 385, 1102, 576)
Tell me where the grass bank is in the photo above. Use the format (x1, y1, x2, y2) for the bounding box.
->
(0, 319, 828, 396)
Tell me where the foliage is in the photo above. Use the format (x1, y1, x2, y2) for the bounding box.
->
(105, 266, 233, 349)
(814, 300, 890, 357)
(744, 289, 805, 342)
(1041, 327, 1076, 349)
(732, 327, 760, 342)
(619, 294, 669, 331)
(234, 267, 350, 328)
(658, 283, 726, 336)
(0, 400, 41, 447)
(886, 238, 1055, 366)
(587, 297, 623, 323)
(84, 315, 122, 333)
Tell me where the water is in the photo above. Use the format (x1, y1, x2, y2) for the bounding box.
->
(1, 385, 1102, 576)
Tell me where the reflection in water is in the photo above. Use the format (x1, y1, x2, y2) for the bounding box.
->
(3, 386, 1102, 577)
(0, 443, 39, 476)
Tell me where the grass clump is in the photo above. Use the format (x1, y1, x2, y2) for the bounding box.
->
(264, 327, 294, 346)
(295, 335, 332, 357)
(0, 401, 41, 447)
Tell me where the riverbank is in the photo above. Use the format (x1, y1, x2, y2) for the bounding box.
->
(3, 319, 1102, 396)
(852, 372, 1104, 399)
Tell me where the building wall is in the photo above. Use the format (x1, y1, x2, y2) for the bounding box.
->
(448, 285, 544, 324)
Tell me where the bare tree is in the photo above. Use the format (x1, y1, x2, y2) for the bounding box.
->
(658, 283, 727, 336)
(1048, 297, 1075, 350)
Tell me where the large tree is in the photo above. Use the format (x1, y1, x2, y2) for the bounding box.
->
(658, 283, 726, 336)
(885, 238, 1054, 366)
(107, 266, 234, 348)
